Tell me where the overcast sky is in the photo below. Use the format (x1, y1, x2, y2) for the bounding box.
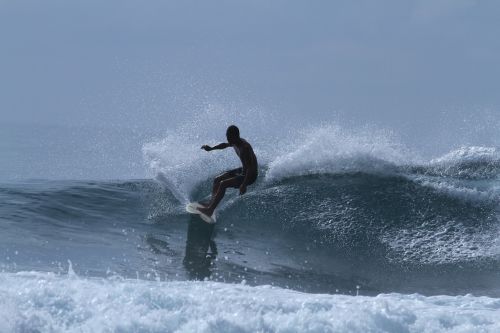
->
(1, 0, 499, 135)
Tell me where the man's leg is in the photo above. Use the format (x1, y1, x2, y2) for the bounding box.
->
(203, 169, 241, 206)
(198, 177, 242, 217)
(211, 172, 233, 197)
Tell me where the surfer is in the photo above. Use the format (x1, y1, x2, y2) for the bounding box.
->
(197, 125, 258, 218)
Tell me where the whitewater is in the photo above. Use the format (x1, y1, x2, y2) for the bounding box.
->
(2, 271, 500, 332)
(1, 114, 500, 332)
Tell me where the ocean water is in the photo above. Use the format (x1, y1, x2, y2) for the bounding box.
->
(1, 120, 500, 332)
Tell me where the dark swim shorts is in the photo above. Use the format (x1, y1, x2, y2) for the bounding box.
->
(224, 167, 257, 187)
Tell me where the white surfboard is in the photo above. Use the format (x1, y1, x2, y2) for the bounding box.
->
(186, 202, 216, 224)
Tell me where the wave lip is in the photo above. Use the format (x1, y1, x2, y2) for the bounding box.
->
(2, 271, 500, 333)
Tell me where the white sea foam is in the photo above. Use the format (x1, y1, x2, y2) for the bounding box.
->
(265, 125, 413, 181)
(1, 271, 500, 333)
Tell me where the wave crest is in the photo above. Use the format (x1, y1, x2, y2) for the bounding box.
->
(265, 125, 412, 181)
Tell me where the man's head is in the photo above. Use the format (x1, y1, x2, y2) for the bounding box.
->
(226, 125, 240, 144)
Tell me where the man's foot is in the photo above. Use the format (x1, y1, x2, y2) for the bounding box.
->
(197, 206, 214, 217)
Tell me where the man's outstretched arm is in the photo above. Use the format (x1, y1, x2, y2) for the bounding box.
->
(201, 143, 230, 151)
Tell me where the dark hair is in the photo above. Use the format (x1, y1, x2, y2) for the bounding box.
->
(226, 125, 240, 139)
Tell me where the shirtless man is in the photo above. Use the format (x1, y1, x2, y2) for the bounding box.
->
(198, 125, 258, 218)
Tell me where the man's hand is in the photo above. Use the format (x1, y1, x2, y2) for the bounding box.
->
(201, 145, 212, 151)
(239, 184, 247, 195)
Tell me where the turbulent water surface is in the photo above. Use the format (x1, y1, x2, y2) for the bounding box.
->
(1, 123, 500, 332)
